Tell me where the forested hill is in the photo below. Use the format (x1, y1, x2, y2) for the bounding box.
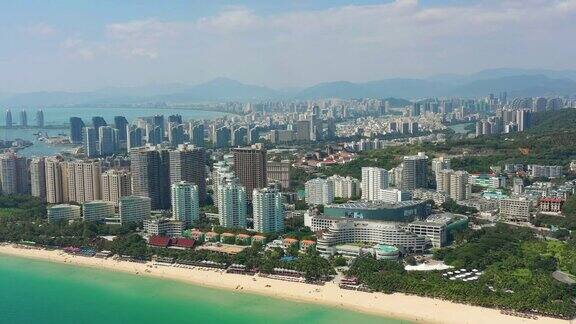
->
(528, 109, 576, 134)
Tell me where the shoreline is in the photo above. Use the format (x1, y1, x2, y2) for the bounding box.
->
(0, 244, 569, 324)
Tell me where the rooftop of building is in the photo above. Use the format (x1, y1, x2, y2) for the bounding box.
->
(325, 200, 425, 210)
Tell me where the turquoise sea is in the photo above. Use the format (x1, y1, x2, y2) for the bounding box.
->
(0, 255, 409, 324)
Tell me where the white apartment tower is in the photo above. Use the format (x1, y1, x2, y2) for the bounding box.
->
(328, 175, 361, 199)
(171, 181, 200, 226)
(305, 178, 334, 205)
(253, 187, 284, 233)
(361, 167, 389, 201)
(217, 178, 247, 228)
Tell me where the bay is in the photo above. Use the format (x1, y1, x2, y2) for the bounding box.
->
(0, 255, 409, 324)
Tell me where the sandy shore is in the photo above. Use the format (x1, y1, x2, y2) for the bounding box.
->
(0, 244, 569, 324)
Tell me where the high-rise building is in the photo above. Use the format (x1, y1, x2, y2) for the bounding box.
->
(431, 156, 451, 175)
(189, 122, 204, 147)
(82, 200, 115, 222)
(169, 144, 206, 202)
(431, 156, 451, 187)
(69, 117, 85, 144)
(5, 109, 12, 128)
(233, 144, 267, 200)
(232, 127, 248, 147)
(119, 195, 151, 225)
(217, 178, 247, 228)
(253, 187, 284, 233)
(101, 169, 132, 205)
(0, 152, 30, 195)
(30, 157, 46, 199)
(325, 118, 337, 140)
(45, 157, 67, 203)
(296, 119, 311, 141)
(127, 125, 144, 149)
(64, 160, 102, 204)
(19, 110, 27, 127)
(171, 181, 199, 226)
(168, 114, 183, 125)
(152, 115, 165, 142)
(411, 103, 421, 116)
(47, 204, 81, 223)
(212, 161, 235, 206)
(248, 127, 260, 144)
(130, 146, 170, 210)
(36, 109, 44, 127)
(266, 160, 291, 191)
(361, 167, 389, 201)
(400, 152, 428, 191)
(214, 126, 231, 148)
(328, 175, 361, 199)
(168, 122, 185, 147)
(516, 109, 531, 132)
(305, 178, 334, 205)
(84, 127, 99, 157)
(91, 116, 107, 132)
(2, 153, 28, 195)
(98, 126, 118, 156)
(512, 178, 524, 195)
(146, 124, 163, 145)
(114, 116, 129, 144)
(449, 171, 470, 201)
(436, 170, 470, 201)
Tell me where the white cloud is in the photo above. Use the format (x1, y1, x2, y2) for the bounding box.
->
(196, 7, 260, 33)
(32, 0, 576, 87)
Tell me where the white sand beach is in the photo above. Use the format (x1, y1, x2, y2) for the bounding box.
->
(0, 244, 570, 324)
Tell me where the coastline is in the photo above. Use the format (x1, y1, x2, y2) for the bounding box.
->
(0, 244, 568, 324)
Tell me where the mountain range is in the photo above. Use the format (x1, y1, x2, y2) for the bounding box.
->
(1, 68, 576, 107)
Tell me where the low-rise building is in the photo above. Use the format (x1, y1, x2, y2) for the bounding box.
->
(47, 204, 81, 222)
(143, 217, 184, 237)
(82, 200, 115, 222)
(528, 165, 563, 179)
(300, 240, 316, 252)
(323, 200, 431, 222)
(407, 213, 468, 248)
(412, 189, 448, 205)
(539, 197, 564, 213)
(499, 198, 532, 222)
(316, 219, 430, 256)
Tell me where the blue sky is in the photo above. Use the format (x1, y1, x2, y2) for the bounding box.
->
(0, 0, 574, 92)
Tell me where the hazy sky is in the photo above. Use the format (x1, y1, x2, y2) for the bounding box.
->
(1, 0, 575, 92)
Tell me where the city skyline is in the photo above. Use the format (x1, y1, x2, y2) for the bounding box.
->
(1, 0, 576, 92)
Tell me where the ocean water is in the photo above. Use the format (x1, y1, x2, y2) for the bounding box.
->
(0, 255, 409, 324)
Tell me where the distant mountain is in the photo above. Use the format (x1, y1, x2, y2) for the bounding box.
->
(295, 74, 576, 99)
(296, 81, 368, 99)
(2, 68, 576, 107)
(427, 68, 576, 84)
(156, 77, 278, 102)
(452, 75, 576, 97)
